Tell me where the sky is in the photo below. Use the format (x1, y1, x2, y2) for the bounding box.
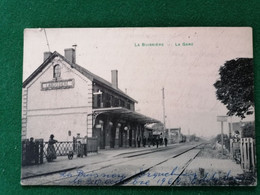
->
(23, 27, 254, 137)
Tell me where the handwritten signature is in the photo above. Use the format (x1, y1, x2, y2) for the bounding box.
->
(60, 170, 126, 185)
(59, 167, 233, 186)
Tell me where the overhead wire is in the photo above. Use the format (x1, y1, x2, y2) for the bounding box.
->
(43, 28, 51, 52)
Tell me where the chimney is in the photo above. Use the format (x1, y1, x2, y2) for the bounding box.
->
(43, 51, 52, 61)
(111, 70, 118, 89)
(64, 48, 76, 64)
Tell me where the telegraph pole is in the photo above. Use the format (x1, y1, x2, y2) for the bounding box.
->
(162, 87, 166, 136)
(221, 121, 224, 155)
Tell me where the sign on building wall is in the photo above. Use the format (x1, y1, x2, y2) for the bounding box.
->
(41, 79, 75, 91)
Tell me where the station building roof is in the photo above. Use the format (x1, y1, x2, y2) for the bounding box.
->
(93, 107, 162, 125)
(22, 51, 138, 103)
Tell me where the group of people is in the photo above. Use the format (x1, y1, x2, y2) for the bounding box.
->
(153, 136, 168, 148)
(137, 135, 168, 148)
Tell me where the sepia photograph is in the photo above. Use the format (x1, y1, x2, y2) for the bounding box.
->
(21, 27, 256, 186)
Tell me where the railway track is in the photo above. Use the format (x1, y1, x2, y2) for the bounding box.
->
(21, 142, 206, 186)
(118, 146, 203, 186)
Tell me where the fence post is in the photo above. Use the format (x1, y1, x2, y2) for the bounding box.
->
(240, 139, 244, 169)
(35, 139, 43, 164)
(245, 139, 249, 170)
(38, 139, 44, 164)
(251, 138, 255, 169)
(230, 139, 233, 157)
(35, 140, 39, 164)
(22, 139, 28, 166)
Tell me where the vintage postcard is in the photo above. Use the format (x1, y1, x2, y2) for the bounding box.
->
(21, 27, 256, 186)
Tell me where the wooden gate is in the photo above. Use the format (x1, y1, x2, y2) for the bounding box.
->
(240, 138, 255, 172)
(87, 137, 98, 153)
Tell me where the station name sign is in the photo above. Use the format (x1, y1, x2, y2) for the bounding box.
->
(41, 79, 75, 91)
(217, 116, 228, 122)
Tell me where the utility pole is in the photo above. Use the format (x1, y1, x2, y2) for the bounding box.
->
(229, 116, 233, 138)
(162, 87, 166, 137)
(229, 116, 233, 154)
(221, 121, 224, 155)
(217, 116, 228, 156)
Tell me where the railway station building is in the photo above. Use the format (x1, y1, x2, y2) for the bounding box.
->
(22, 48, 161, 149)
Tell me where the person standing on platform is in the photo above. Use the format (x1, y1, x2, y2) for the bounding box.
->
(156, 136, 159, 148)
(27, 137, 36, 165)
(143, 136, 146, 147)
(137, 135, 141, 148)
(164, 137, 168, 147)
(77, 140, 84, 158)
(160, 133, 163, 145)
(148, 136, 151, 147)
(47, 134, 58, 162)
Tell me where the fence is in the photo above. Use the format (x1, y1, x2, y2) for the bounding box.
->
(43, 141, 74, 157)
(240, 138, 255, 172)
(22, 137, 98, 166)
(42, 137, 98, 158)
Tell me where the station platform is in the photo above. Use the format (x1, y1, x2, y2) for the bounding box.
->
(21, 144, 175, 179)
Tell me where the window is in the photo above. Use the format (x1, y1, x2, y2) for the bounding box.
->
(114, 98, 119, 107)
(105, 93, 111, 107)
(53, 64, 61, 79)
(119, 99, 125, 107)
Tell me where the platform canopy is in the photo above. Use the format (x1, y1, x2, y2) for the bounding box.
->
(93, 107, 162, 124)
(145, 123, 165, 135)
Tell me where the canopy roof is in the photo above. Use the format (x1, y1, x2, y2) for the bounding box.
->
(93, 107, 162, 124)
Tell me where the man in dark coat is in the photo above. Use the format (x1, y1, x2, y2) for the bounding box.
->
(164, 137, 168, 147)
(27, 137, 36, 165)
(137, 135, 141, 148)
(156, 136, 159, 148)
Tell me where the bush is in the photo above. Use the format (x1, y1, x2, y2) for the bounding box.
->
(215, 134, 230, 151)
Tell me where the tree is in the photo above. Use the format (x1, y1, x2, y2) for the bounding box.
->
(214, 58, 254, 119)
(242, 123, 255, 138)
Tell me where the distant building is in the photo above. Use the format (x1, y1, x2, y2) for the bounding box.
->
(147, 123, 164, 137)
(22, 48, 161, 149)
(167, 128, 182, 144)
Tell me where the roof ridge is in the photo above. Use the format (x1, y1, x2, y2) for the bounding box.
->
(71, 62, 138, 103)
(23, 50, 138, 103)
